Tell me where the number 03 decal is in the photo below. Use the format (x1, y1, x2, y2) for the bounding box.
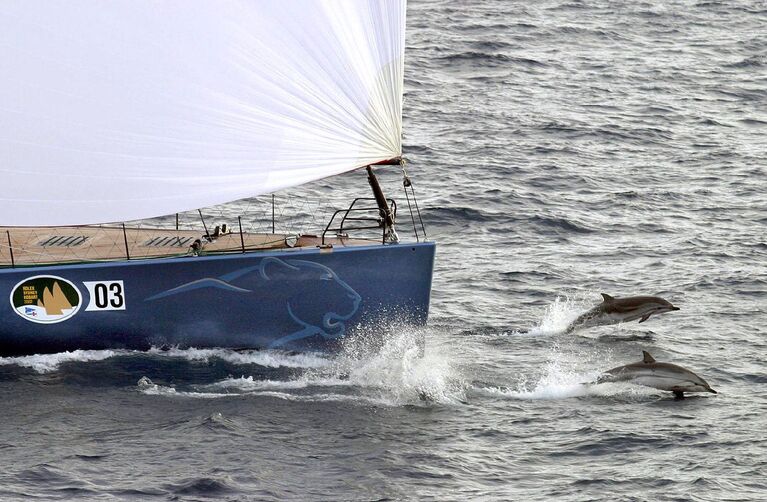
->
(83, 281, 126, 311)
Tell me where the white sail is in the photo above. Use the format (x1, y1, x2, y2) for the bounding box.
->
(0, 0, 405, 226)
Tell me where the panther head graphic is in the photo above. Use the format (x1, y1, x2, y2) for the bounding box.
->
(259, 258, 362, 348)
(145, 257, 362, 350)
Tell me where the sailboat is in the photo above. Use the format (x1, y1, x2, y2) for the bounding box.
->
(0, 1, 435, 356)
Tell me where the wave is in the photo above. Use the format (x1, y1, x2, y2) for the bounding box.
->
(436, 51, 549, 68)
(205, 376, 346, 392)
(739, 118, 767, 127)
(163, 477, 239, 497)
(145, 347, 330, 369)
(0, 349, 120, 373)
(133, 327, 468, 407)
(467, 40, 515, 51)
(12, 464, 102, 499)
(476, 381, 661, 401)
(137, 376, 228, 399)
(425, 206, 499, 224)
(0, 326, 467, 408)
(472, 358, 661, 401)
(528, 214, 596, 234)
(195, 412, 244, 434)
(0, 347, 330, 374)
(724, 56, 765, 68)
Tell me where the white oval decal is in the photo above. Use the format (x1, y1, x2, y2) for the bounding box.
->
(10, 275, 82, 324)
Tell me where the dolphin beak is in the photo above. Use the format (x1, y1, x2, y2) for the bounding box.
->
(671, 306, 680, 311)
(708, 388, 717, 394)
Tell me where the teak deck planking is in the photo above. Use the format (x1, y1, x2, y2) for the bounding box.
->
(0, 226, 369, 267)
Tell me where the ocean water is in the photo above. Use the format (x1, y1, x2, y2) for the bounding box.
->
(2, 0, 766, 500)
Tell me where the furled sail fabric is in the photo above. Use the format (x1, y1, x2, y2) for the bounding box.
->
(0, 0, 405, 226)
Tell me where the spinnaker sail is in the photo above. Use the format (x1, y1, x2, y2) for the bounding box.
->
(0, 0, 405, 226)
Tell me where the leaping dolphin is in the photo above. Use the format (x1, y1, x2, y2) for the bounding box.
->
(596, 351, 717, 399)
(566, 293, 679, 333)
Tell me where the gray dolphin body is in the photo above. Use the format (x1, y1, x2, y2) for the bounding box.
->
(566, 293, 679, 333)
(597, 351, 717, 398)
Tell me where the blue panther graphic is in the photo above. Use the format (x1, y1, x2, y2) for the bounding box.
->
(146, 257, 361, 349)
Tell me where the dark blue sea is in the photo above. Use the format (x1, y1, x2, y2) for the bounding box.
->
(1, 1, 766, 500)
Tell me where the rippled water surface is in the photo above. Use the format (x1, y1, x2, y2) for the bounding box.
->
(2, 1, 766, 500)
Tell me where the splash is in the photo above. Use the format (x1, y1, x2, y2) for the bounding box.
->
(517, 293, 594, 336)
(477, 380, 660, 401)
(0, 349, 120, 373)
(196, 326, 468, 406)
(0, 327, 466, 407)
(476, 356, 598, 400)
(331, 324, 466, 405)
(475, 354, 661, 401)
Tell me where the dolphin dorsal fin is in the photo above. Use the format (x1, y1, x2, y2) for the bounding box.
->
(642, 351, 656, 364)
(601, 293, 615, 302)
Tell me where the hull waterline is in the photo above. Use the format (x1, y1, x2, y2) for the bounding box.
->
(0, 242, 435, 356)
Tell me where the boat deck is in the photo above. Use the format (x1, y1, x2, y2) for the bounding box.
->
(0, 226, 371, 268)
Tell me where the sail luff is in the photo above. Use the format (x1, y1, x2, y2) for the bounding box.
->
(0, 0, 406, 227)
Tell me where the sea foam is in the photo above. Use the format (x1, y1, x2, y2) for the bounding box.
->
(0, 349, 120, 373)
(192, 326, 468, 406)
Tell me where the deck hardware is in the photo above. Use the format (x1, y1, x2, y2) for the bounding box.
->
(6, 230, 14, 268)
(238, 217, 245, 253)
(122, 224, 130, 259)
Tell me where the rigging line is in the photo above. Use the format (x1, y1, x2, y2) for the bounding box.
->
(402, 171, 419, 242)
(411, 183, 427, 241)
(402, 164, 427, 241)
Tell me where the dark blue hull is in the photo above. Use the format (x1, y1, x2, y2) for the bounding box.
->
(0, 242, 435, 356)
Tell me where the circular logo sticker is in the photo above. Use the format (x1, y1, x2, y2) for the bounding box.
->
(10, 275, 82, 324)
